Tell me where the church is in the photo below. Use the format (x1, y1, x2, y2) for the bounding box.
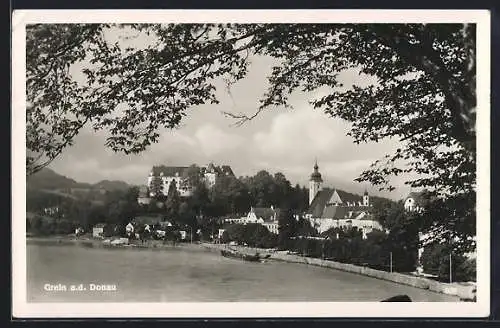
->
(304, 161, 383, 238)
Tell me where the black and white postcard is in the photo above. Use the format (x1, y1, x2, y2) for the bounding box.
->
(11, 9, 491, 318)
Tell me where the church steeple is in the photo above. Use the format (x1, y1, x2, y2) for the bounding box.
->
(309, 159, 323, 205)
(310, 158, 323, 183)
(363, 188, 370, 206)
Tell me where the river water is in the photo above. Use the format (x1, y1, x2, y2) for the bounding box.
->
(27, 243, 458, 302)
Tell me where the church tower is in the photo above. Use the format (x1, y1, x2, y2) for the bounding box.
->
(363, 189, 370, 206)
(309, 160, 323, 205)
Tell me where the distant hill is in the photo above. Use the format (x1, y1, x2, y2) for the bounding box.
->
(27, 168, 90, 190)
(27, 168, 130, 194)
(93, 180, 130, 192)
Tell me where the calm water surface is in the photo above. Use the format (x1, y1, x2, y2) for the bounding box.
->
(27, 243, 459, 302)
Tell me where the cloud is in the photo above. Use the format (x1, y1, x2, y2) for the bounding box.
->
(45, 51, 410, 200)
(194, 124, 245, 157)
(253, 107, 349, 163)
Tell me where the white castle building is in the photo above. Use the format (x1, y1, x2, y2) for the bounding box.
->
(137, 163, 234, 204)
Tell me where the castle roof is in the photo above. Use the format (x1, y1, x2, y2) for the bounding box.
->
(200, 164, 235, 176)
(152, 165, 189, 177)
(220, 165, 234, 176)
(152, 164, 235, 178)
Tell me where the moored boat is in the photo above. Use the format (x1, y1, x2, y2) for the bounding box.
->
(220, 249, 261, 262)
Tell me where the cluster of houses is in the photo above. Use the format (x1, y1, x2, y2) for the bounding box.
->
(91, 161, 432, 250)
(83, 160, 476, 278)
(94, 161, 429, 243)
(216, 161, 426, 242)
(91, 217, 190, 241)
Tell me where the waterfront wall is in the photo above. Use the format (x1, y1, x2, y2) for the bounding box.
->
(202, 243, 475, 300)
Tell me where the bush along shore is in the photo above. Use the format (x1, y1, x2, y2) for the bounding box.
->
(201, 242, 476, 301)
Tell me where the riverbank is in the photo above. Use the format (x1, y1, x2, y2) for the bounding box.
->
(201, 242, 476, 301)
(25, 236, 474, 301)
(26, 236, 206, 252)
(27, 241, 457, 303)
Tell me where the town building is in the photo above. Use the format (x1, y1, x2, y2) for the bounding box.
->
(305, 161, 382, 238)
(225, 206, 281, 235)
(404, 190, 431, 274)
(404, 191, 427, 212)
(43, 206, 60, 217)
(404, 190, 477, 272)
(92, 223, 106, 238)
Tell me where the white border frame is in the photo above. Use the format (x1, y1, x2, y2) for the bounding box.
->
(12, 9, 491, 318)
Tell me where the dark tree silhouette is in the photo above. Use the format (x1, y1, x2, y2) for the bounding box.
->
(26, 23, 477, 251)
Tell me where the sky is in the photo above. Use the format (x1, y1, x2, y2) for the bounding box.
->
(46, 27, 412, 200)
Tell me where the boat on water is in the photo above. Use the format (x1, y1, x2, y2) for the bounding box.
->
(220, 248, 266, 262)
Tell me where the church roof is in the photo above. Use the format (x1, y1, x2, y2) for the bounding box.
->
(307, 189, 334, 217)
(307, 188, 371, 219)
(321, 205, 348, 219)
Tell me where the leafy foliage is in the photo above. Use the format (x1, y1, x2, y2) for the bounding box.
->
(149, 175, 164, 199)
(27, 23, 476, 251)
(165, 180, 180, 220)
(421, 243, 476, 282)
(221, 223, 278, 248)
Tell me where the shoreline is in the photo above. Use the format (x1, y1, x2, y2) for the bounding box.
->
(26, 235, 205, 251)
(200, 243, 475, 301)
(26, 236, 474, 301)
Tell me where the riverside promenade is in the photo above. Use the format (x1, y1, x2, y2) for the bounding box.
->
(201, 242, 476, 301)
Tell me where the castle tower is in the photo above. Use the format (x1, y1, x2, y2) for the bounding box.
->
(363, 188, 369, 206)
(309, 160, 323, 205)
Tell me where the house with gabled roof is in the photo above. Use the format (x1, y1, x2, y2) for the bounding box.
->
(404, 191, 427, 212)
(224, 206, 281, 234)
